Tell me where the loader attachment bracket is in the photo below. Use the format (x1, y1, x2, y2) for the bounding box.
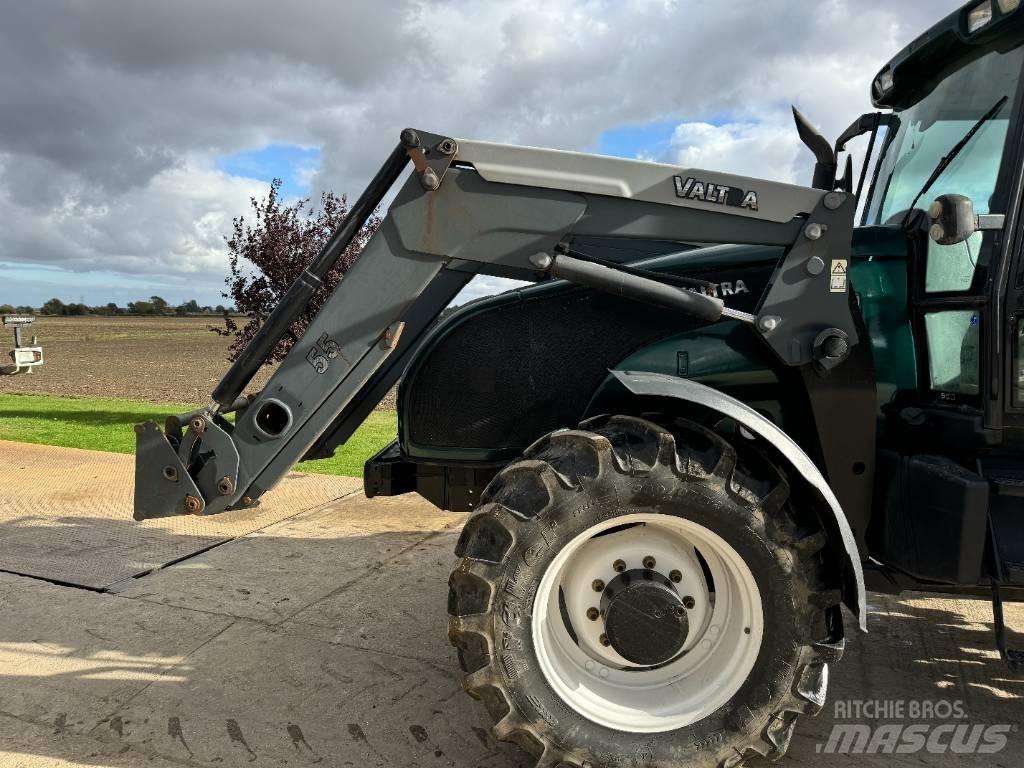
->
(133, 421, 205, 520)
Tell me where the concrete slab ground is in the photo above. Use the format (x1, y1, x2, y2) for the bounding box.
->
(0, 470, 1022, 767)
(0, 441, 360, 590)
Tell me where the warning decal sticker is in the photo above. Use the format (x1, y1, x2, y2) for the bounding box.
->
(830, 259, 848, 293)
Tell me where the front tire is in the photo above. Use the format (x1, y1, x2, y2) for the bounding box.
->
(448, 415, 844, 767)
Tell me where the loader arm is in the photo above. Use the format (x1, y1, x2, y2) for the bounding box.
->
(134, 128, 865, 521)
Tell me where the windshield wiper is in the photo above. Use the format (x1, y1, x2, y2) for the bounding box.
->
(901, 95, 1009, 228)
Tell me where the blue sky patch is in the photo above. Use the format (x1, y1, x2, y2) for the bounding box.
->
(592, 113, 735, 160)
(592, 120, 679, 159)
(218, 143, 321, 198)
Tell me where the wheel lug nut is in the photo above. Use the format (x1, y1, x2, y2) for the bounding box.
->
(674, 606, 686, 617)
(599, 633, 611, 647)
(613, 559, 626, 573)
(592, 579, 605, 592)
(669, 570, 682, 583)
(683, 596, 696, 610)
(586, 607, 600, 621)
(643, 555, 656, 569)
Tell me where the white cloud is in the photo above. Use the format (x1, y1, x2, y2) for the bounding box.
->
(667, 121, 804, 184)
(0, 0, 965, 305)
(0, 160, 265, 280)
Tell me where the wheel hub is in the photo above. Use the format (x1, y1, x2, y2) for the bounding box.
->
(600, 569, 688, 666)
(534, 514, 764, 732)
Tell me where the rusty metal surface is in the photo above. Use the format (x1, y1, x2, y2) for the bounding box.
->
(0, 440, 360, 590)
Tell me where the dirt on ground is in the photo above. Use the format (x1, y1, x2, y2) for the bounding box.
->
(0, 316, 398, 408)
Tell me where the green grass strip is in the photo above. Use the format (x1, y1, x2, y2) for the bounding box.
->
(0, 393, 396, 478)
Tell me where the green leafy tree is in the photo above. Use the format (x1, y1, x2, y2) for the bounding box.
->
(41, 298, 65, 315)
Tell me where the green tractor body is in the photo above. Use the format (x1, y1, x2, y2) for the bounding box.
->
(369, 4, 1024, 605)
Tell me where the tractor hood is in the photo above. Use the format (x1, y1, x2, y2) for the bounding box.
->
(397, 241, 783, 463)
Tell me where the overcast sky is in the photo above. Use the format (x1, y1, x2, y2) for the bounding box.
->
(0, 0, 963, 308)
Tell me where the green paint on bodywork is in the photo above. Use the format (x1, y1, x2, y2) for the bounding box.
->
(609, 227, 915, 413)
(850, 226, 917, 407)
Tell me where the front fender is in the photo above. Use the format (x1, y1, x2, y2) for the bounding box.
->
(607, 369, 867, 632)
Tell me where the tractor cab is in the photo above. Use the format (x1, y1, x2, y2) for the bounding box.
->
(861, 1, 1024, 424)
(836, 1, 1024, 660)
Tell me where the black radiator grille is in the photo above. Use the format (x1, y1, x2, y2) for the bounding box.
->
(405, 265, 769, 451)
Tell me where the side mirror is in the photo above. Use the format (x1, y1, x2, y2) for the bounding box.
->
(928, 194, 1005, 246)
(928, 194, 976, 246)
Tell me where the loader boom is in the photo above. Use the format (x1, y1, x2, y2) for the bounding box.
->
(134, 128, 863, 521)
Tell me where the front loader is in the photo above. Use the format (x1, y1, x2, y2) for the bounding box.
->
(134, 3, 1024, 765)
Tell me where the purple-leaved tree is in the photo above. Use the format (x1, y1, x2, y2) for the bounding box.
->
(215, 178, 380, 362)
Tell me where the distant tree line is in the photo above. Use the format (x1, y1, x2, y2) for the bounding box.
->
(0, 297, 238, 317)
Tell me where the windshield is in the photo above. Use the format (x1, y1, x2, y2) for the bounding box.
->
(866, 46, 1024, 225)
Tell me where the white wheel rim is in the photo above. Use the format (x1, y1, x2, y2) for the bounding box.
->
(532, 513, 764, 733)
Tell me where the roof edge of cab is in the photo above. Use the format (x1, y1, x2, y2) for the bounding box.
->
(872, 1, 1024, 110)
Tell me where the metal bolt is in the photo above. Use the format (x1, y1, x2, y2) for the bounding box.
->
(592, 579, 605, 592)
(184, 495, 202, 514)
(217, 476, 234, 496)
(162, 465, 178, 482)
(189, 416, 207, 434)
(438, 138, 458, 156)
(613, 559, 626, 573)
(674, 606, 686, 617)
(823, 335, 849, 359)
(928, 200, 943, 220)
(683, 596, 696, 609)
(242, 496, 253, 506)
(400, 128, 420, 148)
(744, 627, 752, 635)
(758, 315, 780, 332)
(804, 222, 824, 241)
(421, 168, 440, 191)
(643, 555, 656, 569)
(823, 192, 846, 210)
(806, 256, 825, 276)
(529, 252, 553, 270)
(599, 633, 611, 647)
(586, 607, 600, 621)
(669, 570, 682, 583)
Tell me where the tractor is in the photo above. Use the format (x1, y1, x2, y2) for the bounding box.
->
(133, 2, 1024, 765)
